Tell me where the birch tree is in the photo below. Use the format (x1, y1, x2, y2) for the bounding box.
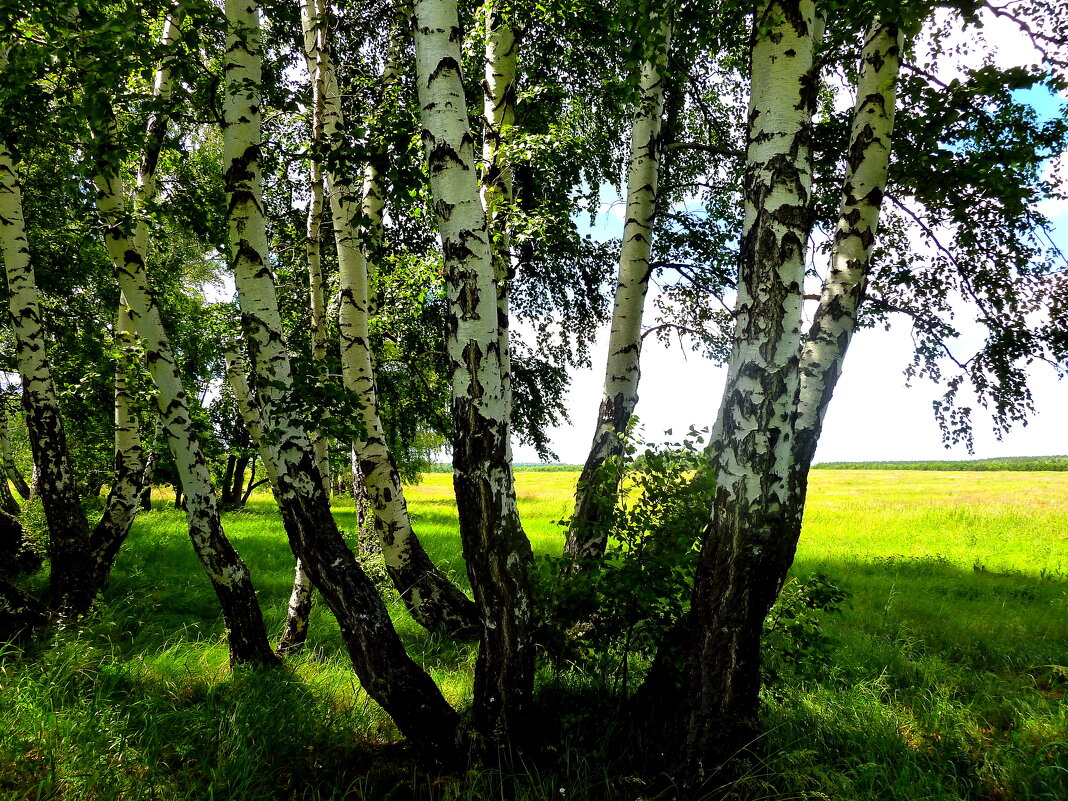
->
(566, 10, 674, 562)
(87, 7, 279, 666)
(300, 0, 479, 636)
(413, 0, 538, 742)
(657, 4, 909, 777)
(222, 0, 460, 758)
(1, 142, 97, 614)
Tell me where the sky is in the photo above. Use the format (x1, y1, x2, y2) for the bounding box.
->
(511, 13, 1068, 466)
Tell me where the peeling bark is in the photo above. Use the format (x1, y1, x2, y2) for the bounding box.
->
(566, 15, 673, 562)
(303, 0, 478, 636)
(667, 0, 822, 776)
(224, 0, 459, 759)
(413, 0, 535, 742)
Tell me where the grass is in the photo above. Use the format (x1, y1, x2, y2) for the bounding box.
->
(1, 470, 1066, 800)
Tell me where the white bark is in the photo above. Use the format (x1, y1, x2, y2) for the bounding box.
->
(1, 140, 95, 611)
(90, 301, 147, 585)
(480, 0, 517, 429)
(794, 19, 902, 465)
(676, 0, 822, 770)
(91, 7, 278, 665)
(414, 0, 534, 739)
(566, 14, 672, 560)
(300, 0, 332, 493)
(225, 351, 314, 655)
(303, 0, 476, 634)
(223, 0, 459, 754)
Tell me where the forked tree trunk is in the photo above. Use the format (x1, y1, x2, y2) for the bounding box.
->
(303, 0, 478, 636)
(223, 0, 458, 759)
(565, 14, 673, 561)
(90, 10, 278, 667)
(413, 0, 535, 742)
(1, 143, 96, 615)
(661, 3, 900, 780)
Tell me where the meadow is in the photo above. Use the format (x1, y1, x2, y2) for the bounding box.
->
(1, 470, 1066, 800)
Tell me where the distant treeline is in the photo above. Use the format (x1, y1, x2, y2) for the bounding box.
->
(813, 456, 1068, 472)
(423, 463, 582, 473)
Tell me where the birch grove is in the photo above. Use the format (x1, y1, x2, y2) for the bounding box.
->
(2, 0, 1065, 785)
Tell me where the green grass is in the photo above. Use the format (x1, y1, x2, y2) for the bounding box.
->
(2, 471, 1066, 800)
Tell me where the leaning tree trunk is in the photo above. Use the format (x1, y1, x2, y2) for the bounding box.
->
(0, 394, 32, 500)
(565, 14, 673, 562)
(303, 0, 478, 636)
(223, 0, 459, 760)
(90, 9, 278, 667)
(1, 142, 96, 615)
(413, 0, 535, 743)
(89, 302, 148, 587)
(792, 19, 902, 473)
(668, 0, 822, 779)
(224, 352, 314, 657)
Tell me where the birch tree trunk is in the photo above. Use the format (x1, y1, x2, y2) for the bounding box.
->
(90, 9, 278, 667)
(304, 0, 478, 636)
(300, 0, 332, 494)
(0, 395, 32, 500)
(89, 302, 147, 587)
(413, 0, 535, 742)
(224, 351, 314, 657)
(792, 19, 902, 472)
(139, 417, 163, 510)
(480, 0, 517, 433)
(223, 0, 459, 759)
(565, 15, 672, 561)
(670, 0, 821, 775)
(1, 144, 96, 614)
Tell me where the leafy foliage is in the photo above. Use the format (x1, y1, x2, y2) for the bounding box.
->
(536, 428, 848, 693)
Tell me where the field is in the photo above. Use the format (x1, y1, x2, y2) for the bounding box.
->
(2, 470, 1066, 800)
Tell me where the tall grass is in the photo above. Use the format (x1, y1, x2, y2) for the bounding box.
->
(1, 471, 1066, 800)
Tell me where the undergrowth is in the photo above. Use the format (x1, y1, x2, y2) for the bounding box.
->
(1, 470, 1066, 800)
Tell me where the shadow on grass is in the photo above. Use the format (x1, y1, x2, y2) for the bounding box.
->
(4, 506, 1066, 800)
